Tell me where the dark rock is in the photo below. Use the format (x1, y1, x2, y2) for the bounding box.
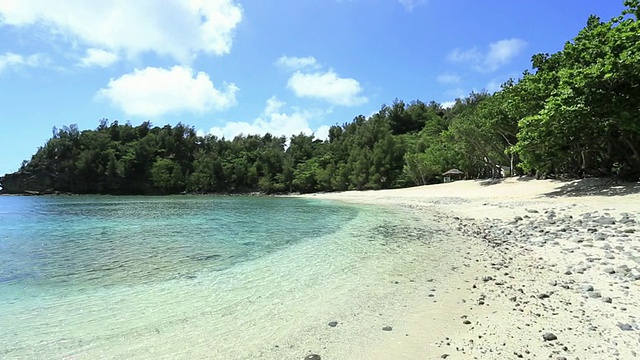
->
(617, 265, 631, 273)
(594, 233, 608, 241)
(617, 323, 634, 331)
(542, 332, 558, 341)
(595, 216, 616, 225)
(581, 284, 594, 292)
(382, 326, 393, 331)
(305, 355, 321, 360)
(328, 321, 338, 327)
(463, 320, 472, 325)
(588, 291, 602, 299)
(440, 354, 449, 359)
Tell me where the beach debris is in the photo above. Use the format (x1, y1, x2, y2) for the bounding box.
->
(305, 354, 321, 360)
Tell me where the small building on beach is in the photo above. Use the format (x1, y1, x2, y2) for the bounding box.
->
(443, 168, 464, 183)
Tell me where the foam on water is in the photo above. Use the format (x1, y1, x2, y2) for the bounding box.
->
(0, 195, 446, 359)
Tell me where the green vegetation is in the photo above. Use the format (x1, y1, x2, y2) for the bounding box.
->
(5, 1, 640, 194)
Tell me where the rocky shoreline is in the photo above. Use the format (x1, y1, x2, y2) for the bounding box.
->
(438, 204, 640, 359)
(300, 178, 640, 359)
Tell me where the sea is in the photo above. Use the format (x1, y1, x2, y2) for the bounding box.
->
(0, 195, 450, 359)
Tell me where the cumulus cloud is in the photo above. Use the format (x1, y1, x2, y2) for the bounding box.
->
(448, 38, 527, 72)
(0, 0, 243, 63)
(97, 66, 238, 117)
(287, 70, 367, 106)
(314, 125, 330, 141)
(440, 101, 456, 109)
(0, 52, 47, 72)
(485, 39, 528, 70)
(204, 96, 328, 140)
(437, 72, 461, 84)
(276, 56, 319, 71)
(398, 0, 427, 12)
(78, 48, 118, 68)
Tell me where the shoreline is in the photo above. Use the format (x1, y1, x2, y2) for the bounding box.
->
(300, 177, 640, 359)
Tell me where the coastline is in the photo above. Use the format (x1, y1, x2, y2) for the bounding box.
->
(299, 177, 640, 359)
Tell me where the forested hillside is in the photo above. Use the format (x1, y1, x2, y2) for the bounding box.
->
(2, 1, 639, 194)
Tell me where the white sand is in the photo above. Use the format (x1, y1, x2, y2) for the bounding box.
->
(300, 177, 640, 359)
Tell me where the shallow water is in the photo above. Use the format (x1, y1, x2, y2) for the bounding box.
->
(0, 195, 443, 359)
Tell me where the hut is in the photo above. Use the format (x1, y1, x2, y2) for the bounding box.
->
(443, 168, 464, 183)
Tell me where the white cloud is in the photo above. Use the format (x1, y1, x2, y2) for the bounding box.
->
(264, 96, 285, 115)
(440, 101, 456, 109)
(276, 56, 319, 71)
(437, 72, 461, 84)
(0, 52, 47, 72)
(205, 96, 327, 139)
(97, 65, 238, 117)
(78, 48, 118, 68)
(314, 125, 330, 141)
(287, 70, 367, 106)
(447, 47, 482, 64)
(485, 39, 527, 71)
(0, 0, 243, 63)
(447, 38, 527, 72)
(398, 0, 427, 12)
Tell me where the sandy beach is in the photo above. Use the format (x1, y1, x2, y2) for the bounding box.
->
(301, 177, 640, 359)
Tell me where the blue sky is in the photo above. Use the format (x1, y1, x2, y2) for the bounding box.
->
(0, 0, 626, 176)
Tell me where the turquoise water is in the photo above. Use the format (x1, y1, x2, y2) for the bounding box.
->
(0, 196, 357, 289)
(0, 195, 445, 359)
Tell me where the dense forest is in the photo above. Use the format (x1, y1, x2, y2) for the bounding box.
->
(2, 1, 640, 194)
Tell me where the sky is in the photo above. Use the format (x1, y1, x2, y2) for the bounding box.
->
(0, 0, 627, 176)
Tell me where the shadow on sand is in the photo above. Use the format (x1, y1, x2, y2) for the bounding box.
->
(479, 178, 504, 186)
(543, 178, 640, 198)
(479, 176, 536, 186)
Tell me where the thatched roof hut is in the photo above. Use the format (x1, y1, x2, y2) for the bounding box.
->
(443, 168, 464, 182)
